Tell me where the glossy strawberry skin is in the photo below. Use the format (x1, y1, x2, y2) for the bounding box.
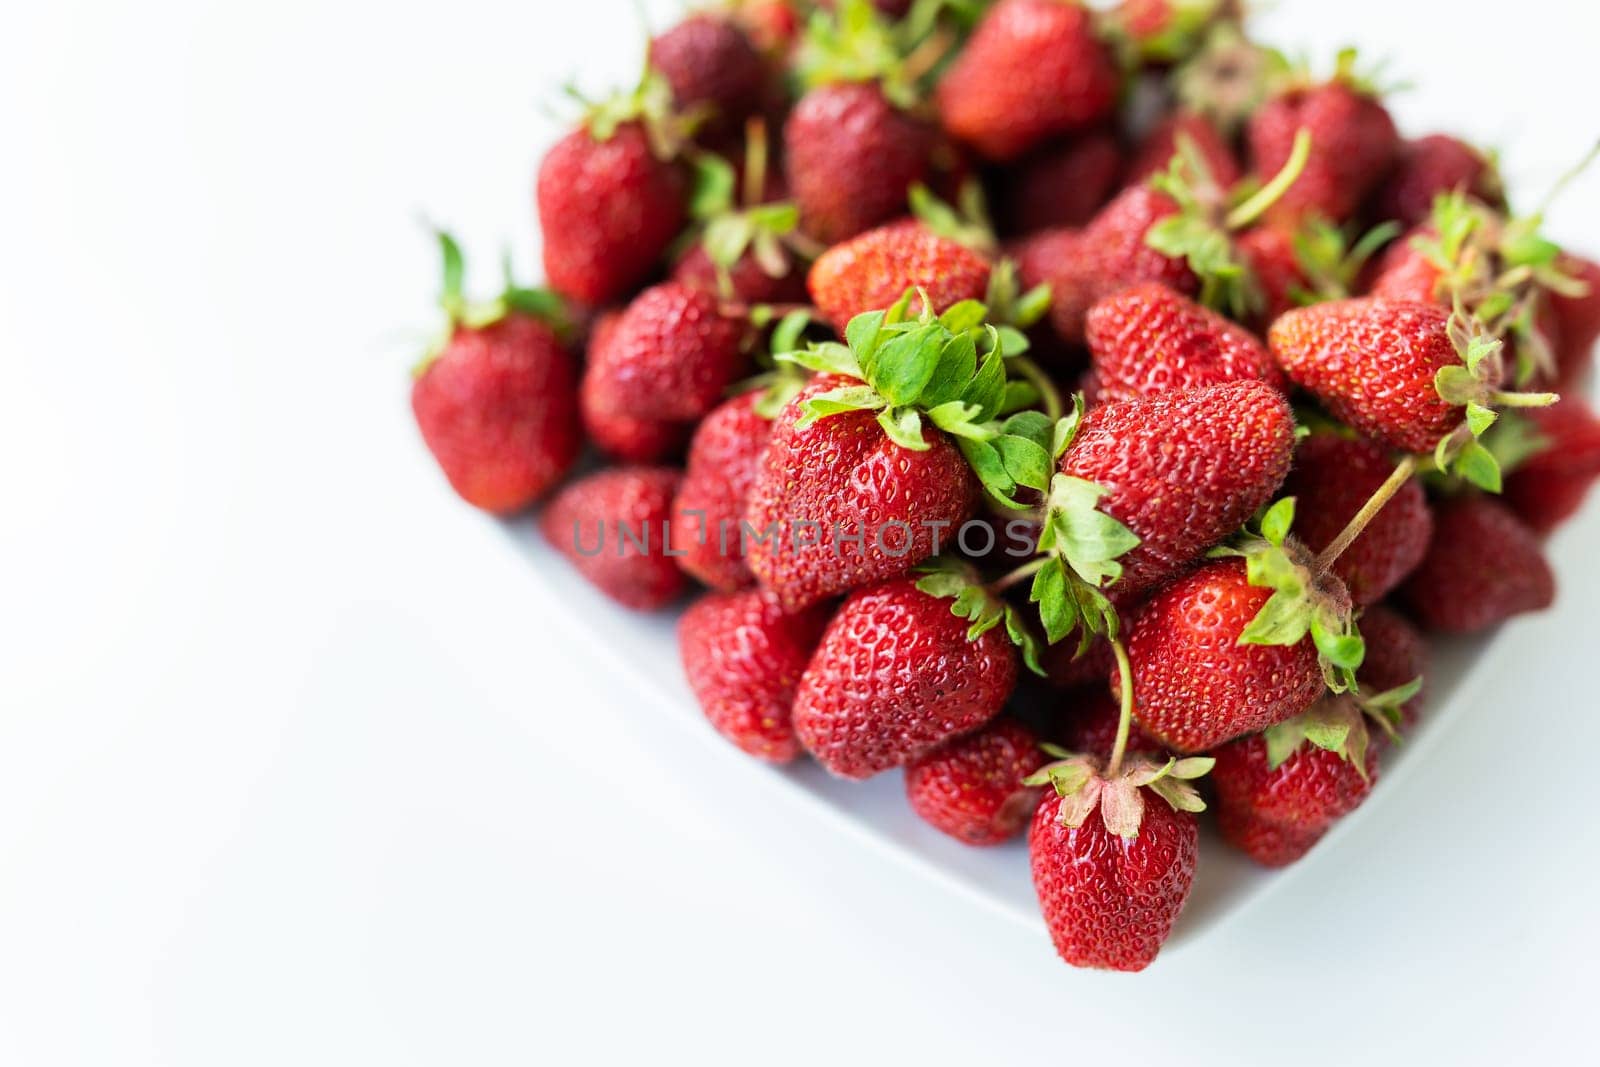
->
(412, 314, 581, 514)
(792, 578, 1018, 779)
(1400, 495, 1556, 633)
(1122, 558, 1328, 753)
(1029, 792, 1197, 971)
(537, 123, 687, 306)
(1504, 400, 1600, 535)
(582, 283, 748, 423)
(1373, 134, 1498, 228)
(1358, 604, 1428, 735)
(1247, 81, 1400, 225)
(1269, 298, 1463, 453)
(649, 14, 765, 137)
(785, 83, 935, 244)
(1282, 433, 1433, 606)
(1059, 380, 1296, 596)
(904, 718, 1047, 845)
(1125, 112, 1241, 190)
(679, 588, 831, 763)
(1000, 130, 1124, 235)
(578, 313, 691, 463)
(671, 393, 773, 591)
(937, 0, 1119, 163)
(1085, 282, 1285, 402)
(1212, 730, 1378, 867)
(672, 241, 809, 306)
(808, 220, 992, 328)
(745, 377, 981, 611)
(540, 467, 689, 611)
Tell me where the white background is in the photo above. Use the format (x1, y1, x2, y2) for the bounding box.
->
(4, 1, 1599, 1062)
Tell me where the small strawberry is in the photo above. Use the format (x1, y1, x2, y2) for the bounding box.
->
(1212, 696, 1379, 867)
(1236, 216, 1399, 327)
(1281, 432, 1433, 606)
(537, 75, 692, 305)
(936, 0, 1119, 163)
(1372, 134, 1502, 228)
(999, 130, 1124, 235)
(1084, 282, 1285, 402)
(411, 233, 581, 513)
(649, 13, 767, 137)
(1503, 400, 1600, 534)
(1356, 604, 1428, 736)
(904, 718, 1048, 845)
(792, 577, 1020, 778)
(808, 219, 992, 328)
(1400, 495, 1555, 633)
(678, 587, 831, 762)
(671, 392, 775, 591)
(540, 466, 689, 611)
(1125, 111, 1241, 190)
(578, 313, 691, 463)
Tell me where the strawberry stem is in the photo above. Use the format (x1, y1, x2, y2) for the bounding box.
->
(1107, 637, 1136, 778)
(1313, 455, 1419, 576)
(992, 557, 1048, 594)
(1489, 390, 1560, 408)
(1226, 127, 1312, 230)
(742, 117, 769, 210)
(1007, 355, 1065, 421)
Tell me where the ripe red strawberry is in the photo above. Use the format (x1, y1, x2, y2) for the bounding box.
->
(1013, 226, 1098, 345)
(808, 220, 992, 328)
(792, 577, 1018, 778)
(1084, 282, 1284, 402)
(1504, 400, 1600, 534)
(537, 119, 688, 306)
(1029, 773, 1198, 971)
(1126, 111, 1242, 190)
(1550, 253, 1600, 385)
(1247, 73, 1399, 225)
(412, 237, 581, 513)
(785, 83, 936, 243)
(937, 0, 1119, 163)
(1281, 433, 1433, 606)
(649, 13, 766, 137)
(904, 718, 1047, 845)
(999, 130, 1124, 235)
(671, 392, 773, 591)
(1373, 134, 1500, 228)
(1357, 604, 1428, 736)
(1058, 380, 1296, 596)
(1121, 557, 1331, 752)
(581, 282, 748, 424)
(578, 313, 690, 463)
(1400, 495, 1555, 633)
(540, 466, 689, 611)
(1212, 699, 1379, 867)
(1367, 227, 1446, 304)
(678, 588, 831, 762)
(745, 375, 981, 610)
(1269, 299, 1464, 453)
(1058, 689, 1169, 760)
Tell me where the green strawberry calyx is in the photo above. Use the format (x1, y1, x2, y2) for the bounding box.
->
(687, 123, 814, 300)
(909, 180, 998, 256)
(1262, 696, 1374, 780)
(1431, 308, 1558, 492)
(914, 556, 1046, 674)
(1024, 747, 1214, 839)
(573, 67, 700, 160)
(794, 0, 954, 110)
(414, 230, 569, 379)
(1173, 23, 1287, 134)
(1101, 0, 1232, 69)
(1289, 217, 1402, 305)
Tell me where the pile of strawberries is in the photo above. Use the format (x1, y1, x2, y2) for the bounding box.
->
(411, 0, 1600, 971)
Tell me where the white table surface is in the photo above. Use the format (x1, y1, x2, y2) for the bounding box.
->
(4, 1, 1599, 1062)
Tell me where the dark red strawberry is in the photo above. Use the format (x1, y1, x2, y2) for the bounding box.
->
(1126, 111, 1241, 190)
(1504, 400, 1600, 534)
(904, 718, 1047, 845)
(1058, 379, 1296, 596)
(540, 466, 689, 611)
(649, 13, 766, 137)
(1247, 70, 1399, 225)
(1281, 433, 1433, 606)
(578, 312, 691, 463)
(581, 282, 748, 423)
(792, 577, 1018, 778)
(999, 130, 1124, 235)
(785, 82, 936, 243)
(1084, 282, 1284, 402)
(1357, 604, 1428, 736)
(1550, 253, 1600, 386)
(1400, 495, 1555, 633)
(1212, 697, 1378, 867)
(1120, 557, 1330, 752)
(1058, 689, 1169, 760)
(671, 392, 774, 591)
(937, 0, 1119, 163)
(808, 220, 992, 328)
(412, 236, 581, 513)
(678, 587, 831, 762)
(1373, 133, 1501, 228)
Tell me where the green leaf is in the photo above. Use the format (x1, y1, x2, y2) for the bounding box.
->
(938, 299, 988, 334)
(1029, 557, 1078, 645)
(501, 287, 567, 326)
(1263, 720, 1305, 770)
(1310, 613, 1365, 671)
(1005, 606, 1046, 677)
(957, 438, 1022, 507)
(961, 347, 1007, 423)
(689, 153, 738, 219)
(844, 310, 887, 371)
(999, 379, 1042, 416)
(1259, 497, 1296, 547)
(703, 214, 756, 269)
(1433, 363, 1479, 405)
(794, 385, 886, 428)
(1454, 438, 1503, 493)
(1014, 283, 1053, 329)
(862, 323, 942, 405)
(1238, 589, 1312, 646)
(876, 406, 929, 451)
(919, 332, 978, 408)
(994, 434, 1052, 493)
(771, 310, 814, 357)
(1046, 475, 1141, 586)
(777, 341, 862, 380)
(991, 326, 1031, 358)
(1051, 396, 1086, 459)
(1000, 410, 1055, 452)
(1465, 401, 1499, 437)
(437, 229, 466, 315)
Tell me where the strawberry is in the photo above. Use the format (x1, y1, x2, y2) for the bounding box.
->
(1503, 400, 1600, 534)
(808, 220, 992, 328)
(1281, 432, 1433, 606)
(1125, 111, 1241, 190)
(792, 577, 1019, 778)
(1059, 689, 1169, 760)
(1372, 134, 1501, 228)
(1356, 604, 1428, 736)
(1366, 227, 1447, 304)
(536, 77, 691, 305)
(1246, 60, 1399, 225)
(578, 313, 691, 463)
(1012, 226, 1099, 345)
(581, 282, 749, 424)
(678, 588, 831, 762)
(649, 13, 766, 137)
(1550, 253, 1600, 385)
(1400, 495, 1555, 633)
(411, 234, 581, 513)
(1084, 282, 1285, 402)
(540, 466, 689, 611)
(673, 239, 810, 306)
(1120, 556, 1332, 752)
(671, 392, 774, 591)
(1212, 696, 1379, 867)
(936, 0, 1119, 163)
(999, 130, 1124, 235)
(904, 718, 1047, 845)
